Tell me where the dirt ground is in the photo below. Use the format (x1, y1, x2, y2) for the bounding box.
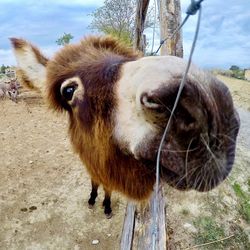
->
(0, 90, 126, 250)
(0, 76, 249, 250)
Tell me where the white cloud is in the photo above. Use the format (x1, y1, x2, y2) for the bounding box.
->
(1, 0, 249, 69)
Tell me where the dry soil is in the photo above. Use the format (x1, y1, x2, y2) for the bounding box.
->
(0, 76, 249, 249)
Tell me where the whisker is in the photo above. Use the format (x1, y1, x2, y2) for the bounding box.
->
(192, 171, 202, 190)
(185, 138, 194, 186)
(203, 168, 209, 191)
(175, 165, 197, 188)
(215, 133, 237, 144)
(200, 134, 222, 171)
(161, 147, 199, 153)
(198, 168, 207, 190)
(207, 174, 212, 191)
(225, 122, 240, 133)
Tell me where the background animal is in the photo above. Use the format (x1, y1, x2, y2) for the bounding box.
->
(11, 36, 240, 218)
(0, 79, 19, 102)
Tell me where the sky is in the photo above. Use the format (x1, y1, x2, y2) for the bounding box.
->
(0, 0, 249, 69)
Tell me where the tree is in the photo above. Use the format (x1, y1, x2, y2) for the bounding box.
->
(1, 64, 6, 74)
(56, 33, 74, 46)
(230, 65, 240, 71)
(0, 64, 9, 74)
(90, 0, 154, 46)
(229, 65, 245, 80)
(90, 0, 136, 45)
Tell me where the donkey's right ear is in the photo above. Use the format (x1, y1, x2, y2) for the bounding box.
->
(10, 38, 48, 92)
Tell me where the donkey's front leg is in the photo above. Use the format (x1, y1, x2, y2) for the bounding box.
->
(103, 188, 112, 219)
(88, 180, 99, 209)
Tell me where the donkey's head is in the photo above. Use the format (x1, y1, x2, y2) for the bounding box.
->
(11, 36, 239, 197)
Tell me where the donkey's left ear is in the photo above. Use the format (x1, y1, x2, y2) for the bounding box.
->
(10, 38, 48, 92)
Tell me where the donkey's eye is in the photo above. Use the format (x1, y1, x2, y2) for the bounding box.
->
(60, 77, 82, 103)
(62, 85, 76, 101)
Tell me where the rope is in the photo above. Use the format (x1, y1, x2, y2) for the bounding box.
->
(151, 1, 204, 249)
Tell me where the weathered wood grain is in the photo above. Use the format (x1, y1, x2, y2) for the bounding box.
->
(120, 184, 167, 250)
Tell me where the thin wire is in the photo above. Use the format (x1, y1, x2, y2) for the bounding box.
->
(151, 5, 203, 250)
(153, 14, 189, 55)
(153, 0, 204, 55)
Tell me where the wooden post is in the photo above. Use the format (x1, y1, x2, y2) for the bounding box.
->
(120, 203, 136, 250)
(121, 2, 183, 249)
(159, 0, 183, 57)
(120, 184, 167, 250)
(134, 0, 150, 53)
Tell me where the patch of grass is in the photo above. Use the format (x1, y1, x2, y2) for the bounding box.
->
(193, 217, 226, 249)
(204, 194, 228, 217)
(241, 203, 250, 223)
(181, 208, 189, 216)
(233, 183, 246, 199)
(229, 223, 249, 249)
(232, 182, 250, 223)
(189, 218, 249, 249)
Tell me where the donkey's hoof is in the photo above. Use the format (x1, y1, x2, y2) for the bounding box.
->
(105, 212, 113, 219)
(88, 204, 94, 209)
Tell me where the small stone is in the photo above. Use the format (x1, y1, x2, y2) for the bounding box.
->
(92, 239, 100, 245)
(183, 223, 198, 234)
(107, 233, 111, 237)
(20, 208, 28, 212)
(29, 160, 33, 164)
(222, 196, 236, 206)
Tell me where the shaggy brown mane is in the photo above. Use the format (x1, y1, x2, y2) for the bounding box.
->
(46, 36, 140, 112)
(45, 35, 155, 200)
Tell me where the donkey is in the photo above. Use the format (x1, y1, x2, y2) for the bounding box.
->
(0, 79, 19, 102)
(11, 36, 240, 218)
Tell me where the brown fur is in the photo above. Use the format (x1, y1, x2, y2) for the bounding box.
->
(46, 36, 140, 111)
(45, 36, 155, 200)
(11, 35, 240, 201)
(17, 36, 153, 200)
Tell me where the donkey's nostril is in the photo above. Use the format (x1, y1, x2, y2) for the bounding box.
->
(175, 103, 198, 132)
(140, 93, 164, 111)
(140, 85, 208, 139)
